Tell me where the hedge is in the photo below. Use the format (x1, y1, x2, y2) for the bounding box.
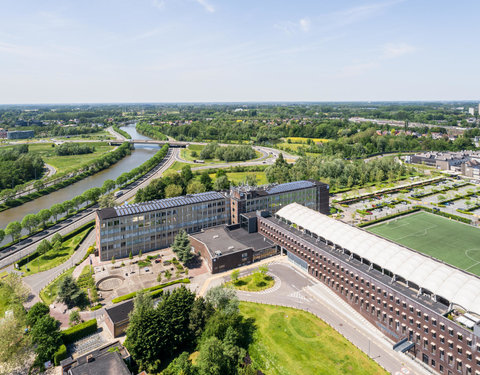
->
(53, 344, 67, 366)
(62, 319, 98, 345)
(112, 278, 190, 304)
(62, 221, 94, 242)
(90, 304, 102, 311)
(113, 124, 132, 139)
(359, 205, 472, 228)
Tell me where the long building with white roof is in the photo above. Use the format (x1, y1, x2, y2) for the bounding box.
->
(257, 203, 480, 375)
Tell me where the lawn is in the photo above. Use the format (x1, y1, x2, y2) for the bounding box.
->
(226, 273, 274, 291)
(1, 142, 115, 174)
(284, 137, 329, 143)
(40, 267, 75, 305)
(240, 302, 387, 375)
(367, 211, 480, 276)
(209, 172, 268, 186)
(19, 226, 92, 276)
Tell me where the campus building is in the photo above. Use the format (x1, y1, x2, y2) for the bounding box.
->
(228, 180, 329, 224)
(258, 203, 480, 375)
(96, 191, 230, 261)
(95, 180, 330, 261)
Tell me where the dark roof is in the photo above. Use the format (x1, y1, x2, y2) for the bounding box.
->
(265, 180, 316, 195)
(69, 351, 130, 375)
(105, 300, 134, 324)
(190, 225, 273, 258)
(97, 191, 226, 220)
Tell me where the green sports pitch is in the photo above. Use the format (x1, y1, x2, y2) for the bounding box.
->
(367, 211, 480, 277)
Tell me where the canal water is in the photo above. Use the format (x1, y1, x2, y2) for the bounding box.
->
(0, 123, 157, 234)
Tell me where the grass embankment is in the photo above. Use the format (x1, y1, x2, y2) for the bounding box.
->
(208, 172, 268, 186)
(240, 302, 387, 375)
(19, 226, 92, 276)
(367, 211, 480, 276)
(40, 267, 75, 305)
(226, 273, 274, 292)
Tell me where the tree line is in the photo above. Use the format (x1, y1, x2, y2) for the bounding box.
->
(199, 143, 256, 162)
(125, 285, 257, 374)
(0, 145, 44, 191)
(54, 143, 95, 156)
(136, 121, 167, 140)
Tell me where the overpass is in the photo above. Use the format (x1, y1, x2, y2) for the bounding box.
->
(109, 139, 188, 147)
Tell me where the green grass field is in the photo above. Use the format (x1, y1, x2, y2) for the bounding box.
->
(40, 267, 75, 305)
(367, 212, 480, 276)
(209, 171, 268, 186)
(20, 227, 92, 276)
(240, 302, 387, 375)
(1, 142, 115, 174)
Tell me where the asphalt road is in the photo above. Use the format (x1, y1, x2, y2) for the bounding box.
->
(0, 147, 178, 270)
(210, 260, 432, 375)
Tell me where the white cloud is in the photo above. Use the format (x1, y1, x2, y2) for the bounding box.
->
(275, 17, 311, 35)
(299, 18, 311, 32)
(382, 42, 416, 59)
(194, 0, 215, 13)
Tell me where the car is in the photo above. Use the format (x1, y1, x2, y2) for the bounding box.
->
(155, 259, 161, 263)
(144, 268, 150, 272)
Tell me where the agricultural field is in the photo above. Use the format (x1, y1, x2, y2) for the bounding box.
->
(367, 212, 480, 276)
(240, 302, 387, 375)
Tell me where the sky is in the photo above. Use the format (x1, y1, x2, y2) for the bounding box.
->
(1, 0, 479, 104)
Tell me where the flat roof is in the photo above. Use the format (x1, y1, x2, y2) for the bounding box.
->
(97, 191, 226, 220)
(190, 225, 273, 258)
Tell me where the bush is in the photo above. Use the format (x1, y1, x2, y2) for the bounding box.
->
(111, 278, 190, 303)
(53, 344, 67, 366)
(90, 304, 102, 311)
(62, 319, 98, 345)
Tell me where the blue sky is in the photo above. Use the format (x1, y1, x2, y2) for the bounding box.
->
(1, 0, 479, 103)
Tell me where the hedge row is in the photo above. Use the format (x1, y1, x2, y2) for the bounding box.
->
(112, 278, 190, 304)
(136, 122, 167, 140)
(53, 344, 67, 366)
(113, 124, 132, 139)
(62, 319, 97, 345)
(357, 208, 421, 228)
(412, 182, 470, 200)
(359, 205, 472, 228)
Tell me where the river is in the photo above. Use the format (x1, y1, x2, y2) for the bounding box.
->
(0, 123, 157, 235)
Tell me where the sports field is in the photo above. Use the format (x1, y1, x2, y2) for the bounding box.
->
(367, 211, 480, 276)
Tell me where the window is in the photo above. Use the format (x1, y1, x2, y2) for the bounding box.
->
(448, 328, 453, 336)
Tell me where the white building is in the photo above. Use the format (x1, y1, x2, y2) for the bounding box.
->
(468, 107, 475, 116)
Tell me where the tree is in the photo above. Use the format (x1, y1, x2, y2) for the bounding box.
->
(69, 310, 81, 326)
(5, 221, 22, 242)
(50, 203, 64, 222)
(172, 230, 193, 263)
(258, 265, 268, 275)
(189, 297, 214, 341)
(83, 187, 102, 204)
(213, 175, 230, 191)
(164, 269, 172, 280)
(200, 171, 213, 190)
(57, 275, 86, 308)
(38, 209, 51, 229)
(3, 273, 29, 304)
(101, 179, 116, 194)
(244, 174, 257, 186)
(0, 314, 32, 374)
(0, 229, 5, 243)
(187, 180, 206, 194)
(162, 351, 196, 375)
(21, 214, 39, 235)
(30, 315, 62, 364)
(129, 251, 133, 261)
(165, 184, 183, 198)
(63, 200, 74, 214)
(181, 165, 193, 187)
(99, 193, 117, 208)
(205, 286, 239, 314)
(73, 195, 84, 211)
(231, 269, 240, 283)
(37, 239, 51, 256)
(26, 302, 50, 328)
(111, 256, 116, 265)
(51, 233, 62, 244)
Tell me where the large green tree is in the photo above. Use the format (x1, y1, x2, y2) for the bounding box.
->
(172, 230, 193, 263)
(30, 315, 62, 364)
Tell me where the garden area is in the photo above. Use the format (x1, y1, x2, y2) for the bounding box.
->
(225, 266, 274, 292)
(240, 302, 388, 375)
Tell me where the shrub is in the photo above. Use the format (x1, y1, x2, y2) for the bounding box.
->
(111, 278, 190, 303)
(53, 344, 67, 366)
(62, 319, 97, 345)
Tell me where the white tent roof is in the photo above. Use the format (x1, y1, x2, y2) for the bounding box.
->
(276, 203, 480, 315)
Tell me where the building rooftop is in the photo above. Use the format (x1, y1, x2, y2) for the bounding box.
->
(190, 225, 273, 258)
(68, 351, 130, 375)
(97, 191, 227, 220)
(104, 300, 133, 324)
(276, 203, 480, 316)
(230, 179, 326, 198)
